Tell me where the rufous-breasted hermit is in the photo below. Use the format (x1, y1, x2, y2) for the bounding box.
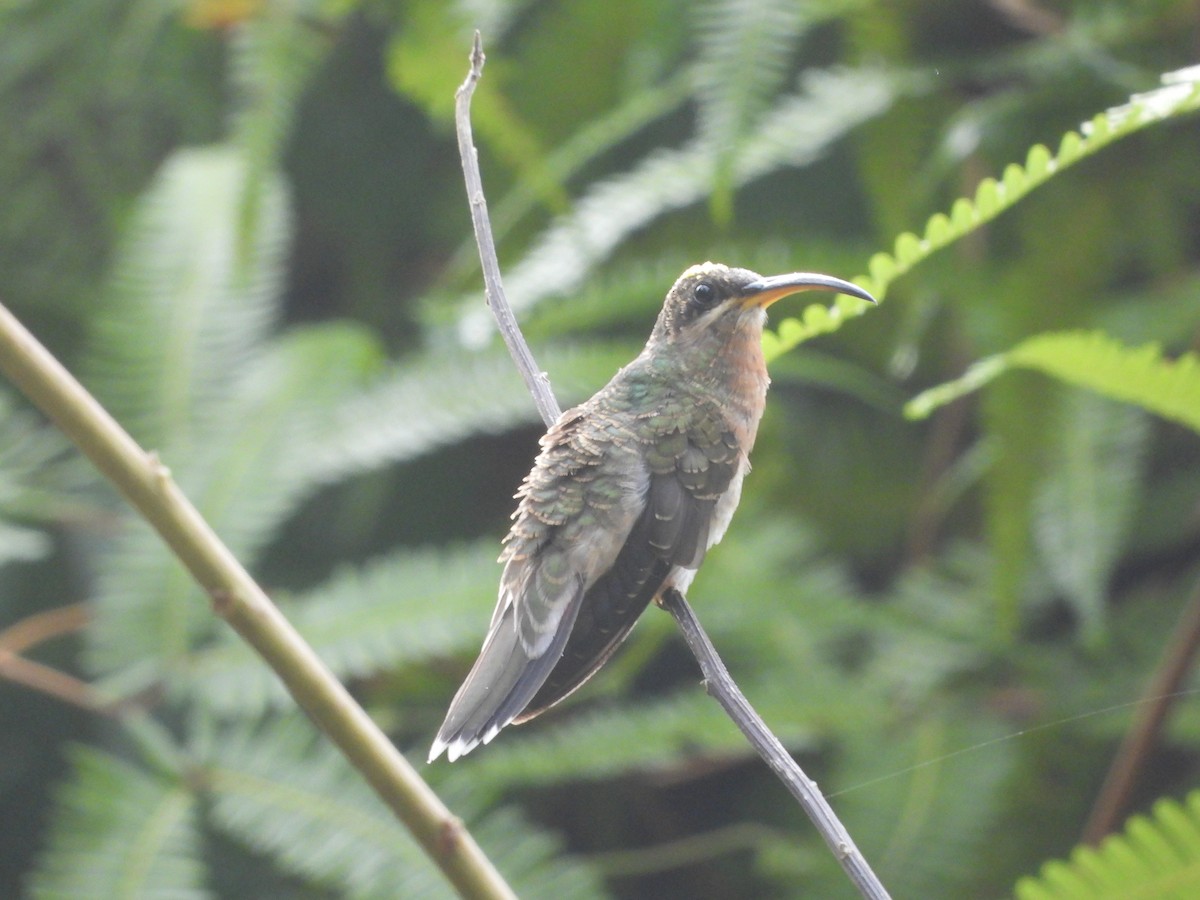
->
(430, 262, 875, 762)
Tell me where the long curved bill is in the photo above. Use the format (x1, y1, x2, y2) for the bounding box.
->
(739, 272, 877, 309)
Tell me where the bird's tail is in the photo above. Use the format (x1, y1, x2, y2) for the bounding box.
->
(428, 596, 581, 762)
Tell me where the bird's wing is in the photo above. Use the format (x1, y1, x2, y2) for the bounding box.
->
(516, 404, 742, 721)
(430, 398, 742, 759)
(430, 406, 624, 761)
(428, 575, 584, 762)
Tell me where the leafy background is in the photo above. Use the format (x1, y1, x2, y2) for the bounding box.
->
(1, 1, 1199, 898)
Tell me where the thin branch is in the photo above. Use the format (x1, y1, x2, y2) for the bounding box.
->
(0, 301, 516, 900)
(455, 31, 560, 427)
(0, 602, 107, 712)
(661, 590, 891, 899)
(1082, 572, 1200, 843)
(0, 603, 89, 653)
(0, 650, 110, 713)
(455, 31, 890, 900)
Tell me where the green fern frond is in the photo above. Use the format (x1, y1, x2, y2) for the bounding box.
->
(0, 389, 95, 529)
(87, 324, 383, 684)
(83, 145, 291, 451)
(229, 13, 329, 170)
(456, 66, 897, 343)
(447, 688, 796, 790)
(443, 520, 879, 792)
(471, 805, 608, 900)
(763, 64, 1200, 359)
(87, 519, 201, 693)
(300, 341, 633, 486)
(866, 543, 1000, 698)
(228, 13, 331, 241)
(30, 747, 205, 900)
(439, 70, 695, 289)
(827, 705, 1019, 900)
(905, 330, 1200, 435)
(1033, 392, 1149, 645)
(206, 718, 604, 899)
(177, 323, 383, 560)
(206, 718, 447, 897)
(184, 542, 501, 715)
(1014, 791, 1200, 900)
(386, 5, 568, 215)
(693, 0, 810, 223)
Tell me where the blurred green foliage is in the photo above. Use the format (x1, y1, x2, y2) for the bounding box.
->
(1, 1, 1199, 898)
(1015, 789, 1200, 899)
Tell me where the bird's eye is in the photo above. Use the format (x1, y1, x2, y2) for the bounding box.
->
(692, 282, 716, 307)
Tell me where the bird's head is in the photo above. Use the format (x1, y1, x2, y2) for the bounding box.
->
(649, 261, 875, 346)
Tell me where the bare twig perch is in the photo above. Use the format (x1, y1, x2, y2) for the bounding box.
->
(455, 34, 560, 426)
(454, 30, 890, 900)
(660, 588, 888, 899)
(0, 299, 516, 900)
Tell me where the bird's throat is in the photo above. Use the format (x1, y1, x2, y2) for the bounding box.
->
(721, 323, 771, 453)
(682, 313, 771, 455)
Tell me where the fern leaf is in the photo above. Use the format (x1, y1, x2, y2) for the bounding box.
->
(207, 718, 604, 899)
(693, 0, 810, 223)
(83, 145, 291, 451)
(206, 719, 446, 897)
(228, 14, 329, 176)
(907, 331, 1189, 642)
(0, 389, 95, 546)
(1014, 791, 1200, 899)
(905, 330, 1200, 435)
(386, 5, 568, 215)
(87, 324, 383, 684)
(183, 542, 501, 715)
(300, 341, 633, 487)
(456, 67, 896, 344)
(763, 64, 1200, 358)
(1033, 392, 1149, 644)
(904, 356, 1009, 420)
(176, 323, 383, 561)
(448, 688, 798, 790)
(472, 805, 608, 900)
(450, 531, 1000, 795)
(867, 543, 999, 697)
(439, 71, 695, 288)
(821, 705, 1019, 900)
(30, 747, 206, 899)
(228, 12, 331, 243)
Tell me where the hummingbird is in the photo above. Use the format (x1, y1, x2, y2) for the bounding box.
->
(429, 262, 874, 762)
